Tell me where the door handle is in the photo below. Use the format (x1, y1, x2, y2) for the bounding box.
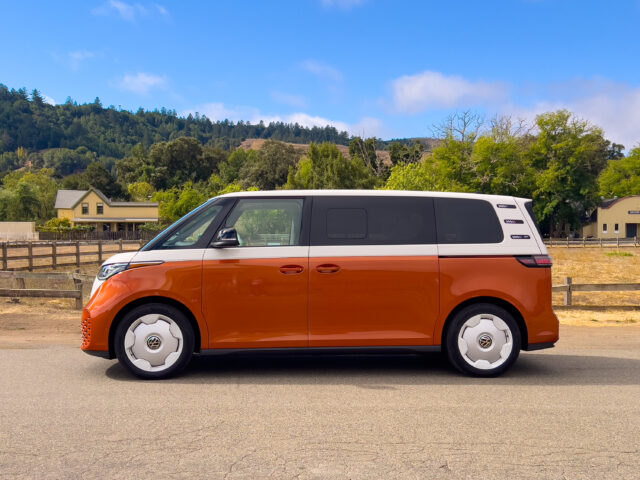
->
(316, 264, 340, 274)
(279, 265, 304, 274)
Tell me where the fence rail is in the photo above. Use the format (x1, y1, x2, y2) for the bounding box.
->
(552, 276, 640, 310)
(38, 230, 159, 241)
(0, 240, 143, 271)
(0, 271, 95, 309)
(545, 237, 640, 247)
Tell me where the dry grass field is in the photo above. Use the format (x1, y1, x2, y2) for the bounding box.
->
(549, 246, 640, 326)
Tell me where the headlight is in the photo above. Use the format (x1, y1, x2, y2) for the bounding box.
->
(97, 263, 129, 281)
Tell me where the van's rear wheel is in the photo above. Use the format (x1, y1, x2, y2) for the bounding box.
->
(445, 303, 520, 376)
(115, 303, 194, 380)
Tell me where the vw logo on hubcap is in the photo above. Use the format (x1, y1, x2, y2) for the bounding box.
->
(146, 335, 162, 350)
(478, 333, 493, 349)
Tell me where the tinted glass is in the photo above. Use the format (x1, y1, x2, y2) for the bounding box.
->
(157, 204, 224, 249)
(224, 198, 304, 246)
(435, 198, 503, 244)
(311, 196, 435, 245)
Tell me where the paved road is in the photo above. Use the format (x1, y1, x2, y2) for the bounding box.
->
(1, 325, 639, 479)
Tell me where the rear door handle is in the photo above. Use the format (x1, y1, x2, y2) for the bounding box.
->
(316, 264, 340, 274)
(280, 265, 304, 274)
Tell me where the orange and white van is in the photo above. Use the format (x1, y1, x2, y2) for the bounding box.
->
(82, 190, 558, 379)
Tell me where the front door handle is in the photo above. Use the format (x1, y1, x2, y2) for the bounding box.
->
(316, 264, 340, 274)
(280, 265, 304, 274)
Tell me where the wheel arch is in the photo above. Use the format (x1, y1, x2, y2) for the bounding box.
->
(108, 296, 202, 359)
(440, 296, 528, 351)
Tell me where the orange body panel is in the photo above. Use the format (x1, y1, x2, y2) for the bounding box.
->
(436, 257, 559, 345)
(202, 257, 309, 348)
(83, 255, 558, 355)
(309, 256, 439, 346)
(81, 261, 207, 352)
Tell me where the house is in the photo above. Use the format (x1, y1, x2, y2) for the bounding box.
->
(54, 188, 159, 232)
(582, 196, 640, 238)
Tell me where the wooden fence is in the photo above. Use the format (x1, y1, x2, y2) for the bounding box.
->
(545, 237, 640, 248)
(0, 271, 95, 309)
(552, 276, 640, 310)
(0, 240, 143, 271)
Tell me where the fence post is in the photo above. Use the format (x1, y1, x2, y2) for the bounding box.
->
(139, 238, 144, 248)
(98, 240, 103, 264)
(1, 242, 6, 270)
(583, 237, 586, 247)
(119, 238, 123, 252)
(566, 237, 569, 248)
(73, 277, 83, 310)
(564, 277, 572, 306)
(52, 241, 57, 270)
(75, 241, 80, 268)
(636, 236, 638, 247)
(600, 238, 603, 248)
(27, 242, 33, 271)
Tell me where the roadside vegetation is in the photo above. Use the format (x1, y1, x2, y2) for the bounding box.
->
(1, 84, 639, 237)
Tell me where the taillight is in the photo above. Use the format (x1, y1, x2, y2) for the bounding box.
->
(515, 255, 552, 268)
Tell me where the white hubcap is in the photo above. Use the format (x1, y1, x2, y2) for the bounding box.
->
(457, 314, 513, 370)
(124, 314, 183, 372)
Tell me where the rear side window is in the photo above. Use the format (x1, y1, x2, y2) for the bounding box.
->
(435, 198, 503, 244)
(311, 196, 435, 245)
(524, 200, 542, 237)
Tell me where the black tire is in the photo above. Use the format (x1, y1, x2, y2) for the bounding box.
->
(445, 303, 521, 377)
(114, 303, 195, 380)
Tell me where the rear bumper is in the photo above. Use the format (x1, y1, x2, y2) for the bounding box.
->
(523, 341, 555, 351)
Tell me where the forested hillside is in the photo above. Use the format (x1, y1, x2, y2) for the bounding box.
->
(0, 84, 351, 158)
(1, 84, 639, 237)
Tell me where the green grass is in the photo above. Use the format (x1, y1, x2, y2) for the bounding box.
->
(605, 251, 634, 257)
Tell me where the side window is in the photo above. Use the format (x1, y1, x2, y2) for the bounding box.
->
(158, 204, 224, 249)
(97, 203, 104, 215)
(311, 196, 435, 245)
(81, 203, 89, 215)
(434, 198, 503, 244)
(224, 198, 303, 247)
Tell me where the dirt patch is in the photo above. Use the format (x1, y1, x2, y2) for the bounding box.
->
(0, 301, 80, 348)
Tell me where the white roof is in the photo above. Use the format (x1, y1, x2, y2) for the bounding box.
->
(216, 189, 528, 203)
(54, 190, 87, 209)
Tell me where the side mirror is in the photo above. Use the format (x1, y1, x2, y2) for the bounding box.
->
(212, 227, 239, 248)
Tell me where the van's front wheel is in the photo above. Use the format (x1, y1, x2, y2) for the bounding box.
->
(114, 303, 194, 379)
(445, 304, 520, 376)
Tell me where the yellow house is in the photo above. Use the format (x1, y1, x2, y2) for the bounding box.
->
(55, 188, 159, 232)
(582, 196, 640, 238)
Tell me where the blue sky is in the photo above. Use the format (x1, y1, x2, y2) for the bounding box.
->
(1, 0, 639, 147)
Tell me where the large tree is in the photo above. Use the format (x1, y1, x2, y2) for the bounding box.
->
(529, 110, 613, 235)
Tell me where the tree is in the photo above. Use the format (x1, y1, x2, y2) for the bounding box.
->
(286, 142, 379, 189)
(83, 162, 127, 199)
(128, 181, 154, 201)
(599, 148, 640, 198)
(529, 110, 612, 235)
(0, 168, 58, 221)
(238, 140, 303, 189)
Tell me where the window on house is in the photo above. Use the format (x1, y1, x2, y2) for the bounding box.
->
(81, 203, 89, 215)
(615, 223, 619, 233)
(97, 203, 104, 215)
(603, 224, 608, 233)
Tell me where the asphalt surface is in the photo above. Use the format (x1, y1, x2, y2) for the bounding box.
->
(1, 325, 639, 479)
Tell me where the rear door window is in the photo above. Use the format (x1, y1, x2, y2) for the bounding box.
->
(434, 198, 503, 244)
(311, 196, 435, 245)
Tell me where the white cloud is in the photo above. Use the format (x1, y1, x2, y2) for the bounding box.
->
(300, 60, 343, 83)
(187, 102, 384, 137)
(92, 1, 168, 21)
(502, 82, 640, 150)
(43, 95, 56, 105)
(391, 70, 508, 114)
(68, 50, 95, 70)
(321, 0, 367, 9)
(115, 72, 167, 94)
(270, 91, 307, 108)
